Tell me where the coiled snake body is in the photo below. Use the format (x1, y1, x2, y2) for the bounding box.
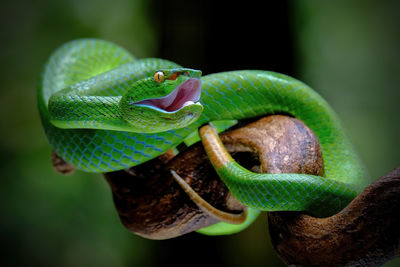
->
(38, 39, 368, 233)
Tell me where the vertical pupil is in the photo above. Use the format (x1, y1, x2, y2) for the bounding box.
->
(154, 72, 163, 82)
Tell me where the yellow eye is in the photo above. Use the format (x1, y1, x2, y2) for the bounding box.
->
(154, 71, 165, 83)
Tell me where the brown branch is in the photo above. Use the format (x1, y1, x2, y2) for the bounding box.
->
(53, 114, 399, 265)
(103, 115, 324, 239)
(268, 167, 400, 266)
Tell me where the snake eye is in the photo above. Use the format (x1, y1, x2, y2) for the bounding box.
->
(154, 71, 165, 83)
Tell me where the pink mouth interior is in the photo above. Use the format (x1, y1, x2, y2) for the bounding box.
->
(133, 78, 201, 112)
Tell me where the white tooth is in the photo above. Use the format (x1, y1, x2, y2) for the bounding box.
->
(183, 101, 194, 107)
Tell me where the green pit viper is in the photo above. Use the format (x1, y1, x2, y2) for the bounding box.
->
(38, 39, 368, 235)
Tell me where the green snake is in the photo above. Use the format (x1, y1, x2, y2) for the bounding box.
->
(38, 39, 368, 235)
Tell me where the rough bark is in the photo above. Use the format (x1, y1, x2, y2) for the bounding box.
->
(53, 114, 400, 265)
(269, 167, 400, 266)
(104, 115, 323, 239)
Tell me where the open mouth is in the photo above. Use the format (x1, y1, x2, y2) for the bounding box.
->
(132, 78, 201, 112)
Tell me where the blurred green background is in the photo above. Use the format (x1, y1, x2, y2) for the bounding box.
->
(0, 0, 399, 266)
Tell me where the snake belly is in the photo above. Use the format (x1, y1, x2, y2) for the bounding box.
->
(38, 39, 368, 227)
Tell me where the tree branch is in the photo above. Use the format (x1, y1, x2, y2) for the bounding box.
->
(103, 115, 324, 239)
(269, 167, 400, 266)
(88, 115, 398, 265)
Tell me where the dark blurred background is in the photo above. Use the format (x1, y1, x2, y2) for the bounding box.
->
(0, 0, 399, 266)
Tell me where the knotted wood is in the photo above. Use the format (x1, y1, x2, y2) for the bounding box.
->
(104, 115, 324, 239)
(269, 167, 400, 266)
(53, 114, 399, 265)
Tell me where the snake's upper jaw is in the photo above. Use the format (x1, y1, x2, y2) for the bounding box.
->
(132, 78, 201, 113)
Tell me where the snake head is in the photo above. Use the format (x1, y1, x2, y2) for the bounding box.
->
(120, 68, 203, 133)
